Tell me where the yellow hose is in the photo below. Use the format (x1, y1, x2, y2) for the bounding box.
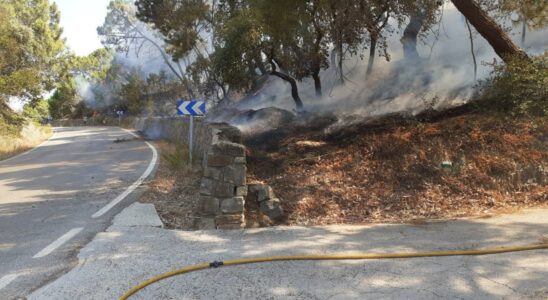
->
(119, 243, 548, 300)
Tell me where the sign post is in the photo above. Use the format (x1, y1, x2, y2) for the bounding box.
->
(116, 110, 123, 125)
(176, 100, 206, 165)
(189, 115, 193, 164)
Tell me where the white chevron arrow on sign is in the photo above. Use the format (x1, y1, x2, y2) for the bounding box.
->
(176, 100, 206, 116)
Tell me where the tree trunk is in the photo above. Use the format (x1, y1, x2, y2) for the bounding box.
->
(271, 70, 303, 112)
(269, 59, 304, 111)
(401, 11, 425, 60)
(312, 71, 322, 98)
(338, 42, 344, 84)
(521, 19, 526, 47)
(366, 35, 377, 78)
(266, 55, 304, 111)
(451, 0, 528, 62)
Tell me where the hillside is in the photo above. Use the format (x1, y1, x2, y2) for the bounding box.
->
(246, 110, 547, 225)
(0, 103, 51, 160)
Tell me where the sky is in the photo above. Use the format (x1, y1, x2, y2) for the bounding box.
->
(54, 0, 112, 56)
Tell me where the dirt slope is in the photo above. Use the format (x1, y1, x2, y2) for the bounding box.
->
(246, 111, 547, 225)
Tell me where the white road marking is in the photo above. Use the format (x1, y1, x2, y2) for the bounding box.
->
(0, 273, 20, 291)
(91, 129, 158, 218)
(0, 130, 57, 164)
(33, 227, 83, 258)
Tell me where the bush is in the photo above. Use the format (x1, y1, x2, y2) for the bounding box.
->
(0, 101, 24, 137)
(23, 99, 50, 123)
(478, 52, 547, 116)
(161, 142, 190, 169)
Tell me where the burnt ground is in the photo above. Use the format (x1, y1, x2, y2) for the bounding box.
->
(245, 107, 548, 226)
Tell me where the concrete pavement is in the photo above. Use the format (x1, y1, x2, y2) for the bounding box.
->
(0, 127, 157, 299)
(31, 207, 548, 299)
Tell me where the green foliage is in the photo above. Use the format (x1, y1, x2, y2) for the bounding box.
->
(0, 0, 67, 102)
(135, 0, 210, 61)
(0, 103, 24, 137)
(72, 48, 114, 82)
(23, 99, 50, 123)
(478, 52, 548, 116)
(121, 70, 146, 115)
(98, 0, 194, 97)
(48, 78, 79, 119)
(207, 5, 263, 92)
(133, 0, 445, 108)
(499, 0, 548, 31)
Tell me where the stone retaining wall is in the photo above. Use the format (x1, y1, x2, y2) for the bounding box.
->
(197, 124, 248, 229)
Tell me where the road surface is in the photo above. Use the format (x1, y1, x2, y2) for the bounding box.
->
(31, 207, 548, 299)
(0, 127, 156, 299)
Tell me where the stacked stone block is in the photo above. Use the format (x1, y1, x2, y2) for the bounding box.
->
(198, 124, 248, 229)
(248, 184, 284, 222)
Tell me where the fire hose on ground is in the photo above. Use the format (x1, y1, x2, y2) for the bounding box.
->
(119, 243, 548, 299)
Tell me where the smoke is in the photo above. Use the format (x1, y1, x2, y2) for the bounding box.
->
(76, 4, 188, 113)
(75, 42, 183, 112)
(75, 76, 96, 107)
(223, 3, 548, 130)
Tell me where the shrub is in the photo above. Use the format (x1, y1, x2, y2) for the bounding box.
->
(0, 101, 24, 137)
(23, 99, 50, 123)
(478, 52, 547, 116)
(161, 142, 190, 169)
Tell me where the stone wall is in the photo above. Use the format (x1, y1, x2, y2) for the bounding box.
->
(247, 183, 284, 222)
(197, 124, 247, 229)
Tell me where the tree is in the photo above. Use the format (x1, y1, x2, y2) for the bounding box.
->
(360, 1, 393, 78)
(98, 0, 193, 95)
(251, 0, 309, 109)
(120, 69, 145, 115)
(188, 54, 229, 104)
(396, 0, 442, 61)
(293, 0, 330, 98)
(451, 0, 528, 62)
(0, 0, 66, 105)
(136, 0, 331, 110)
(135, 0, 212, 99)
(207, 3, 263, 96)
(325, 0, 363, 84)
(72, 48, 114, 82)
(23, 99, 50, 123)
(48, 78, 79, 119)
(134, 0, 210, 61)
(499, 0, 548, 46)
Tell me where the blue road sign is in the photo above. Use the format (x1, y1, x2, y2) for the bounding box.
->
(176, 100, 206, 116)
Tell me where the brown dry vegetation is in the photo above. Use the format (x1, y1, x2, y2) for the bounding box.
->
(0, 122, 52, 161)
(139, 141, 202, 230)
(246, 112, 547, 226)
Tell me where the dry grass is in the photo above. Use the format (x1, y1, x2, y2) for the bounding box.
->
(0, 123, 52, 161)
(139, 141, 203, 230)
(247, 113, 548, 226)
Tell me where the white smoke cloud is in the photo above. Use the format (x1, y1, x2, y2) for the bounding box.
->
(226, 3, 548, 127)
(75, 76, 96, 107)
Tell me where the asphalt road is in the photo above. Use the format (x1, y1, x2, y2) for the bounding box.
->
(0, 127, 156, 299)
